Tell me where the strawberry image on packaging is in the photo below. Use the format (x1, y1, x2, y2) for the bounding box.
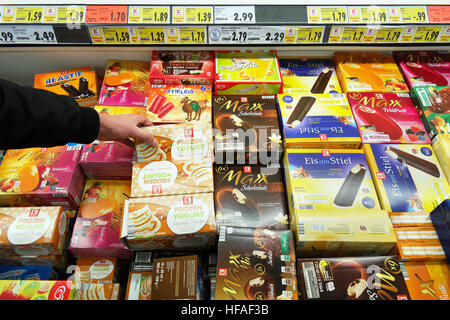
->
(347, 92, 431, 144)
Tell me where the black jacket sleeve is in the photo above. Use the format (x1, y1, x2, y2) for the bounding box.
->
(0, 78, 100, 149)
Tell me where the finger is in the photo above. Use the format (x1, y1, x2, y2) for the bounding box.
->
(116, 138, 135, 149)
(135, 115, 153, 127)
(129, 127, 158, 146)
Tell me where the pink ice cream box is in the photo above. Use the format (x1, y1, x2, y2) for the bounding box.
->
(347, 92, 431, 144)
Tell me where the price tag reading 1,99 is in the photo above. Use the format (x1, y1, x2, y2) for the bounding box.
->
(411, 26, 442, 42)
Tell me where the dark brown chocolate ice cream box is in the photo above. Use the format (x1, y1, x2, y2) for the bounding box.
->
(297, 256, 411, 300)
(213, 164, 288, 230)
(215, 227, 298, 300)
(212, 95, 283, 165)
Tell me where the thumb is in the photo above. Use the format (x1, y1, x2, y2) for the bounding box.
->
(135, 115, 153, 127)
(129, 126, 158, 147)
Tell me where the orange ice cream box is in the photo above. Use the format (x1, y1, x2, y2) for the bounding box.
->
(125, 271, 152, 300)
(0, 207, 68, 257)
(70, 282, 120, 300)
(34, 66, 98, 107)
(400, 261, 450, 300)
(74, 257, 118, 284)
(335, 52, 408, 93)
(394, 240, 446, 262)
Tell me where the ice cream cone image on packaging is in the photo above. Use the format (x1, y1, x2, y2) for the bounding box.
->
(128, 204, 162, 236)
(140, 276, 152, 297)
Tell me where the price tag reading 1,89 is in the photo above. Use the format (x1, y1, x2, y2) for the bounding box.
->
(128, 6, 169, 24)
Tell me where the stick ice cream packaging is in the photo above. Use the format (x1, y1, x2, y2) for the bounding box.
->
(347, 92, 431, 144)
(149, 51, 214, 85)
(335, 52, 408, 93)
(278, 93, 361, 149)
(0, 280, 73, 300)
(68, 180, 131, 260)
(363, 144, 450, 227)
(120, 194, 217, 251)
(34, 66, 98, 107)
(215, 51, 283, 95)
(279, 57, 342, 94)
(297, 256, 410, 300)
(98, 60, 150, 107)
(394, 51, 450, 89)
(215, 227, 298, 300)
(146, 84, 212, 124)
(0, 145, 85, 210)
(432, 134, 450, 184)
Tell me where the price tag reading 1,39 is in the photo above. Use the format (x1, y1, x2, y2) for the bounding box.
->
(214, 6, 255, 24)
(55, 6, 85, 24)
(128, 6, 170, 24)
(388, 6, 428, 23)
(137, 27, 166, 44)
(172, 6, 213, 24)
(85, 6, 128, 24)
(308, 6, 348, 24)
(178, 26, 207, 44)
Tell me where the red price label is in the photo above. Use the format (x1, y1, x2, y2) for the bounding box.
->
(85, 6, 128, 24)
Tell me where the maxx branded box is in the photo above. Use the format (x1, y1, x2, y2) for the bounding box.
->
(68, 180, 131, 260)
(277, 93, 361, 149)
(146, 84, 212, 124)
(432, 134, 450, 184)
(347, 92, 431, 144)
(74, 257, 118, 284)
(279, 57, 342, 94)
(121, 194, 217, 251)
(34, 66, 98, 107)
(98, 60, 150, 107)
(212, 95, 283, 164)
(149, 51, 214, 85)
(335, 52, 408, 93)
(363, 144, 450, 227)
(394, 51, 450, 89)
(215, 227, 298, 300)
(0, 145, 85, 210)
(215, 51, 283, 95)
(297, 256, 410, 300)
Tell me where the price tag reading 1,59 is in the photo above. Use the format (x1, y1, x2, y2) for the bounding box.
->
(14, 7, 44, 23)
(102, 27, 132, 44)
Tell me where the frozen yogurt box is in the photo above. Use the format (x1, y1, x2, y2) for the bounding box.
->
(74, 257, 118, 284)
(125, 270, 152, 300)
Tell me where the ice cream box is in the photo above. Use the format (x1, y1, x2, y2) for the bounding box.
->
(98, 60, 150, 107)
(212, 95, 283, 164)
(0, 145, 85, 210)
(297, 256, 410, 300)
(0, 265, 57, 281)
(0, 253, 70, 270)
(279, 57, 342, 94)
(0, 206, 68, 257)
(0, 280, 73, 300)
(394, 51, 450, 89)
(74, 257, 118, 284)
(125, 271, 152, 300)
(34, 66, 98, 107)
(215, 227, 298, 300)
(68, 180, 131, 260)
(277, 93, 361, 149)
(121, 194, 217, 251)
(284, 149, 381, 213)
(399, 261, 450, 300)
(215, 51, 283, 95)
(69, 282, 120, 300)
(410, 86, 450, 139)
(432, 134, 450, 184)
(335, 52, 408, 93)
(213, 164, 288, 230)
(394, 241, 446, 262)
(151, 255, 205, 300)
(363, 144, 450, 226)
(150, 51, 214, 85)
(146, 84, 212, 124)
(347, 92, 431, 144)
(430, 199, 450, 262)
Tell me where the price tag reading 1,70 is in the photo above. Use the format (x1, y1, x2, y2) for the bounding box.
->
(85, 6, 128, 24)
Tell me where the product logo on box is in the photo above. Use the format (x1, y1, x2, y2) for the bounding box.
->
(29, 209, 40, 217)
(240, 97, 248, 103)
(152, 185, 162, 194)
(322, 150, 331, 157)
(184, 129, 194, 138)
(218, 268, 228, 277)
(243, 166, 252, 173)
(376, 172, 386, 180)
(183, 196, 193, 205)
(319, 134, 328, 141)
(396, 295, 408, 300)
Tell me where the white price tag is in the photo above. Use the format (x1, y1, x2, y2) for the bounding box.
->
(10, 25, 57, 44)
(214, 6, 255, 24)
(0, 26, 15, 43)
(209, 25, 287, 44)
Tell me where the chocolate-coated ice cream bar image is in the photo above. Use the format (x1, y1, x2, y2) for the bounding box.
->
(61, 83, 82, 98)
(286, 96, 316, 128)
(385, 146, 441, 178)
(333, 164, 366, 207)
(311, 67, 333, 94)
(79, 77, 95, 97)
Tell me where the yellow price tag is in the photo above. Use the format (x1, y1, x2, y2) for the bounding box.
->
(178, 26, 207, 43)
(340, 27, 373, 43)
(359, 7, 388, 23)
(374, 27, 404, 43)
(296, 27, 324, 43)
(308, 6, 347, 23)
(56, 6, 85, 24)
(129, 6, 169, 24)
(138, 27, 166, 44)
(412, 26, 442, 42)
(102, 27, 131, 44)
(14, 7, 43, 23)
(389, 6, 427, 23)
(172, 7, 212, 24)
(440, 27, 450, 43)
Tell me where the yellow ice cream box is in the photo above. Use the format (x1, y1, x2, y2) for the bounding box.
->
(432, 134, 450, 184)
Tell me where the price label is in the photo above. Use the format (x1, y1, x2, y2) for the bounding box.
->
(208, 26, 288, 44)
(137, 27, 166, 44)
(55, 6, 85, 24)
(13, 7, 44, 23)
(179, 26, 207, 43)
(214, 6, 255, 24)
(128, 6, 169, 24)
(440, 26, 450, 42)
(1, 7, 15, 23)
(308, 6, 348, 24)
(0, 26, 15, 43)
(412, 26, 442, 42)
(427, 6, 450, 24)
(374, 27, 404, 43)
(85, 6, 128, 24)
(172, 6, 213, 24)
(340, 26, 375, 43)
(388, 6, 428, 23)
(103, 27, 131, 44)
(348, 6, 388, 24)
(1, 25, 56, 43)
(295, 26, 325, 43)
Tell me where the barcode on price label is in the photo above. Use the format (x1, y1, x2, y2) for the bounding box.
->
(302, 262, 320, 299)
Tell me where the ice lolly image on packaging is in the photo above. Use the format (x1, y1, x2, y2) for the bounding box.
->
(286, 95, 316, 128)
(311, 67, 333, 93)
(333, 164, 367, 207)
(385, 146, 441, 178)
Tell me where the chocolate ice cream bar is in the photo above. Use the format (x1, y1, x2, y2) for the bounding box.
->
(61, 83, 81, 98)
(311, 67, 333, 94)
(286, 96, 316, 128)
(334, 164, 367, 207)
(385, 146, 441, 178)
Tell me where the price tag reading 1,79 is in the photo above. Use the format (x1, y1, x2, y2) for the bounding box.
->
(178, 26, 207, 44)
(308, 6, 348, 23)
(214, 6, 255, 24)
(295, 27, 325, 43)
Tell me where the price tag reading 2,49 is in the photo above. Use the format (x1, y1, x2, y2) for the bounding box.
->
(0, 25, 56, 44)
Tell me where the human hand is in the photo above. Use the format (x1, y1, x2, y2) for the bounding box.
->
(97, 113, 157, 147)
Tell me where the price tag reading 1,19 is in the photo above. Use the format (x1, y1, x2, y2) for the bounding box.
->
(295, 26, 325, 43)
(214, 6, 255, 24)
(85, 6, 128, 24)
(128, 6, 169, 24)
(308, 6, 348, 23)
(14, 7, 44, 23)
(101, 27, 131, 44)
(172, 6, 213, 24)
(137, 27, 166, 44)
(179, 26, 207, 43)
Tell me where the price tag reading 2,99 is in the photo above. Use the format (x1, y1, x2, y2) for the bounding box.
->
(214, 6, 255, 24)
